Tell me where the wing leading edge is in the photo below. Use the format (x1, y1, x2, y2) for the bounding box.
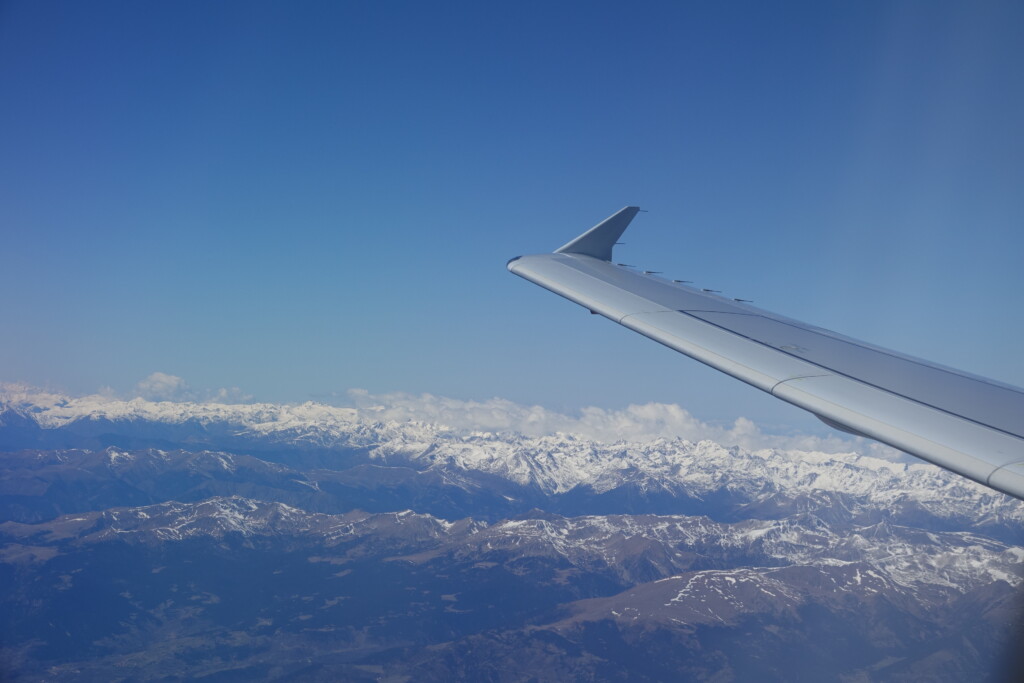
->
(508, 207, 1024, 500)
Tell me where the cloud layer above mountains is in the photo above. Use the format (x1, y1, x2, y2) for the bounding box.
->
(134, 372, 252, 404)
(0, 375, 903, 459)
(347, 388, 902, 458)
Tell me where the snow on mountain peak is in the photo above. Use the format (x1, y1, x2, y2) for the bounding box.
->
(3, 383, 1021, 523)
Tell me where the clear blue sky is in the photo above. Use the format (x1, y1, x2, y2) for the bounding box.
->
(2, 1, 1022, 431)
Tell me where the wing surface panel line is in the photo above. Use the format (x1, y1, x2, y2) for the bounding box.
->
(688, 309, 1024, 396)
(987, 460, 1024, 486)
(768, 375, 834, 394)
(640, 308, 1024, 440)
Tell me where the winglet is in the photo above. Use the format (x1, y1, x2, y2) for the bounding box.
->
(554, 206, 641, 261)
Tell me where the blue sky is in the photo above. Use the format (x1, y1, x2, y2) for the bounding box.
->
(2, 1, 1022, 432)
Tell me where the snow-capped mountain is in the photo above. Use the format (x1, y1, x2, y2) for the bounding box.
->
(2, 385, 1021, 524)
(2, 496, 1019, 681)
(2, 384, 1022, 681)
(3, 384, 1021, 543)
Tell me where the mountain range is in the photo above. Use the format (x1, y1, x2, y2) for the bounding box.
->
(1, 386, 1022, 681)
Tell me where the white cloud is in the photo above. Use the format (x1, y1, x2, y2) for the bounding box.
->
(208, 386, 254, 403)
(135, 372, 192, 401)
(345, 389, 906, 459)
(133, 373, 252, 404)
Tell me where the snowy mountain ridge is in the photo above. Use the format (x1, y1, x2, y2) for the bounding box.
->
(3, 384, 1022, 525)
(5, 495, 1019, 594)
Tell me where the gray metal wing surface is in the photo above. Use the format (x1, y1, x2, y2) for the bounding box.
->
(508, 207, 1024, 500)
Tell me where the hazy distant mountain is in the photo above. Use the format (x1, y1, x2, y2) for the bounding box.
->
(1, 387, 1022, 681)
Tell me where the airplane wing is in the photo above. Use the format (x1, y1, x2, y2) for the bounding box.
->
(508, 206, 1024, 500)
